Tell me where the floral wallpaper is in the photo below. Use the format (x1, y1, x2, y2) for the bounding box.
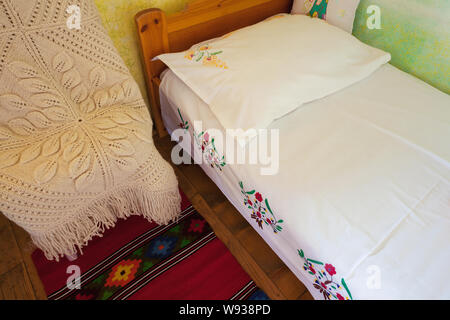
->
(353, 0, 449, 94)
(94, 0, 449, 105)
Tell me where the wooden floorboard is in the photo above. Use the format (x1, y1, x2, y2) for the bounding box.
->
(0, 214, 22, 275)
(11, 223, 47, 300)
(0, 263, 35, 300)
(0, 213, 46, 300)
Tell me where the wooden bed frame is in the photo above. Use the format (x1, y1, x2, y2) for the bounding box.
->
(135, 0, 293, 137)
(135, 0, 311, 300)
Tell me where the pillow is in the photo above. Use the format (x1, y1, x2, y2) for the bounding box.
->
(291, 0, 361, 33)
(157, 15, 390, 143)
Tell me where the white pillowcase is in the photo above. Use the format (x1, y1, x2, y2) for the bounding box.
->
(157, 14, 390, 143)
(291, 0, 361, 33)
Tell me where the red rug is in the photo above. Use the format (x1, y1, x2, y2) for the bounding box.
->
(32, 191, 269, 300)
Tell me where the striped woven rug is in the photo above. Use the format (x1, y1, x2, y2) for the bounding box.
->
(32, 192, 269, 300)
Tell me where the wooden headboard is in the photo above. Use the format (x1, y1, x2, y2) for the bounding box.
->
(135, 0, 293, 137)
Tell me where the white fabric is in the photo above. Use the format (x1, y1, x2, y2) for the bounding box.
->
(160, 64, 450, 299)
(157, 14, 390, 143)
(291, 0, 361, 33)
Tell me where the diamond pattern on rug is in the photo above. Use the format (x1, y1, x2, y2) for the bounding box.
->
(32, 192, 270, 300)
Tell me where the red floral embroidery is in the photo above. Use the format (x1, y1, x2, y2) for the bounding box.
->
(298, 249, 352, 300)
(176, 109, 226, 172)
(255, 192, 263, 202)
(309, 266, 316, 274)
(325, 263, 336, 276)
(194, 130, 226, 171)
(239, 181, 283, 233)
(177, 108, 189, 131)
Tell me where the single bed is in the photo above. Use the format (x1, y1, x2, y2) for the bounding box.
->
(136, 0, 450, 299)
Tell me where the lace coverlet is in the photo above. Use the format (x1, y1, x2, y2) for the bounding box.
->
(0, 0, 180, 260)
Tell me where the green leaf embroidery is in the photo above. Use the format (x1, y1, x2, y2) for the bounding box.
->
(195, 51, 204, 62)
(265, 198, 273, 215)
(307, 258, 324, 265)
(341, 278, 353, 300)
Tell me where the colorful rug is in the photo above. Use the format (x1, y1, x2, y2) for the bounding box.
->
(32, 191, 269, 300)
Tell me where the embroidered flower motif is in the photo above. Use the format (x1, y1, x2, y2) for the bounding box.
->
(177, 108, 189, 131)
(309, 265, 316, 274)
(105, 259, 141, 288)
(305, 0, 329, 20)
(325, 263, 336, 276)
(298, 249, 352, 300)
(184, 45, 228, 69)
(175, 108, 226, 172)
(194, 130, 226, 171)
(239, 181, 283, 233)
(255, 192, 263, 202)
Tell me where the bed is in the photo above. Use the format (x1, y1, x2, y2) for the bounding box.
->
(136, 0, 450, 299)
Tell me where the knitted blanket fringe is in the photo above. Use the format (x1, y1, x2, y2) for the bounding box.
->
(31, 184, 181, 261)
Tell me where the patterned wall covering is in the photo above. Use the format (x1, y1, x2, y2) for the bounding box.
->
(353, 0, 449, 94)
(94, 0, 449, 105)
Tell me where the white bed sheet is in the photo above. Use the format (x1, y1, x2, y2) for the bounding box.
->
(159, 64, 450, 300)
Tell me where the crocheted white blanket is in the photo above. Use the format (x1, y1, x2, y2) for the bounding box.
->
(0, 0, 180, 260)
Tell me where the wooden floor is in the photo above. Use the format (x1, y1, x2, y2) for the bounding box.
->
(0, 135, 312, 300)
(0, 215, 47, 300)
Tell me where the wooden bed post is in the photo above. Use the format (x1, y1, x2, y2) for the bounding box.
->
(135, 9, 170, 138)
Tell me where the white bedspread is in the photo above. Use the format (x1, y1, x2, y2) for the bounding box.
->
(160, 64, 450, 299)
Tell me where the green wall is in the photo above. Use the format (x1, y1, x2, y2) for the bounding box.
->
(353, 0, 449, 93)
(94, 0, 449, 98)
